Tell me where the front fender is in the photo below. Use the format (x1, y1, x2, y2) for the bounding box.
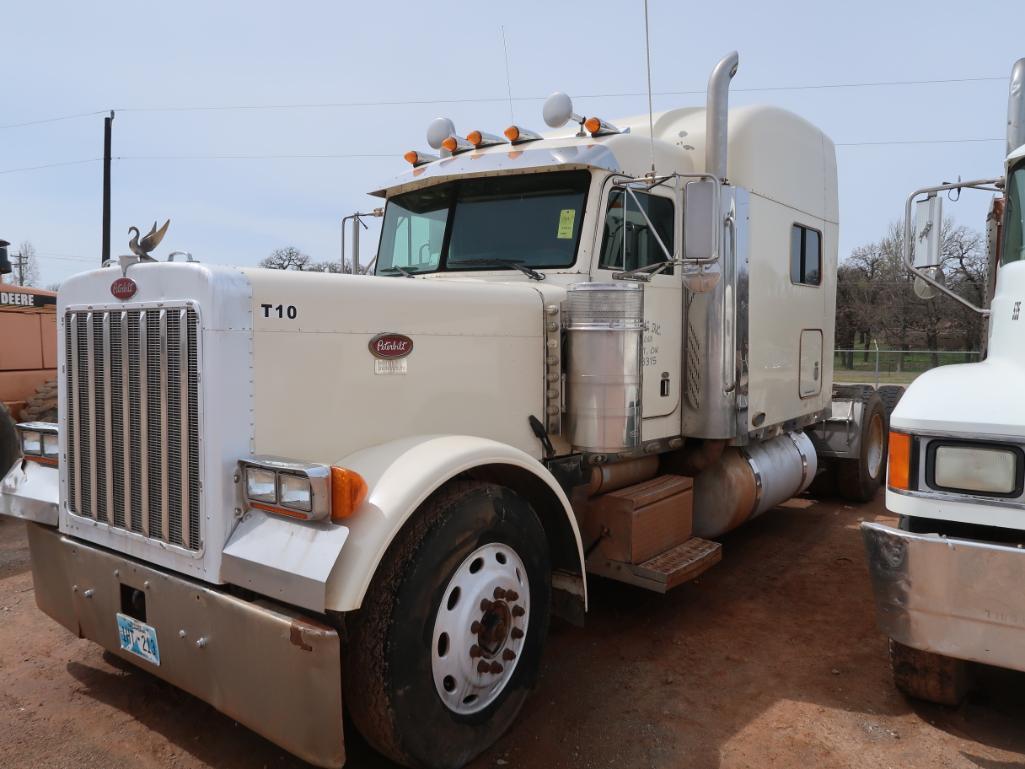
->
(324, 435, 586, 613)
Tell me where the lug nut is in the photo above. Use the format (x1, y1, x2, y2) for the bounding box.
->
(511, 627, 524, 639)
(480, 599, 493, 612)
(471, 621, 482, 634)
(502, 649, 516, 661)
(470, 644, 482, 658)
(493, 587, 507, 600)
(506, 590, 519, 601)
(489, 661, 503, 674)
(477, 660, 490, 674)
(512, 605, 525, 618)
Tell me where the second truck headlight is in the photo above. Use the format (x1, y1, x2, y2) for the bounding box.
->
(933, 444, 1020, 495)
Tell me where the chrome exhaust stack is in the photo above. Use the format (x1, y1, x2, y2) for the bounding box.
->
(705, 51, 740, 181)
(1008, 58, 1025, 157)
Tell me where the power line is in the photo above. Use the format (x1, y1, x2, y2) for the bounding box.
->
(0, 109, 107, 130)
(0, 158, 101, 175)
(0, 137, 1006, 175)
(119, 153, 394, 161)
(836, 137, 1002, 147)
(0, 75, 1007, 129)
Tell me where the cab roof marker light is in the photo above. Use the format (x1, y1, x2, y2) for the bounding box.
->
(465, 130, 505, 148)
(441, 135, 475, 154)
(403, 150, 440, 167)
(584, 116, 621, 137)
(503, 125, 543, 144)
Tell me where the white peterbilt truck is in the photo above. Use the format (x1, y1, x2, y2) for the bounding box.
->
(2, 53, 886, 768)
(863, 58, 1025, 706)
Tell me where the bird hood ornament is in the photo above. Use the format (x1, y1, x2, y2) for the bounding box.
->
(128, 220, 170, 259)
(120, 219, 170, 275)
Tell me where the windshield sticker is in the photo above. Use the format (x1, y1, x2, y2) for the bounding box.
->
(557, 209, 576, 239)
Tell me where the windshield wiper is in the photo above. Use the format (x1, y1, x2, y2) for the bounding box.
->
(378, 265, 416, 278)
(449, 258, 546, 281)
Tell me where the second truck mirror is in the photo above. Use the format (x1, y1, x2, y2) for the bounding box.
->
(913, 195, 943, 268)
(684, 181, 718, 262)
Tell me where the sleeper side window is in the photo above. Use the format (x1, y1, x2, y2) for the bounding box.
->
(790, 224, 822, 286)
(599, 190, 675, 274)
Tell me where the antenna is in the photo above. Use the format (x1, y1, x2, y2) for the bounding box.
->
(642, 0, 655, 176)
(500, 26, 515, 124)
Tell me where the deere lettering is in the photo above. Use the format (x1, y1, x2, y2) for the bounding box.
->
(0, 291, 36, 307)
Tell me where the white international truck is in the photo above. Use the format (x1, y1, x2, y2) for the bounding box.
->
(2, 53, 886, 769)
(863, 58, 1025, 706)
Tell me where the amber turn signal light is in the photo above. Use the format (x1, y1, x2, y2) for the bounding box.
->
(331, 466, 368, 521)
(583, 117, 601, 134)
(888, 431, 912, 490)
(441, 136, 458, 152)
(403, 150, 420, 165)
(467, 130, 483, 145)
(503, 125, 520, 142)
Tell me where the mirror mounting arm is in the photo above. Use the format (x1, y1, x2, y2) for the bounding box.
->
(903, 177, 1003, 317)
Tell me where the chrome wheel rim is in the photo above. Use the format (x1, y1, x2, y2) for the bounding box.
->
(431, 542, 530, 715)
(867, 411, 885, 479)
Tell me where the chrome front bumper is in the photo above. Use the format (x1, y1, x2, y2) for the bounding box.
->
(26, 522, 345, 768)
(1, 459, 59, 526)
(862, 520, 1025, 673)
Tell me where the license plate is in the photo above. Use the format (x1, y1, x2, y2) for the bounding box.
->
(116, 613, 160, 666)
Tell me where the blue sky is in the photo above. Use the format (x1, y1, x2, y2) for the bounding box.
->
(1, 0, 1020, 286)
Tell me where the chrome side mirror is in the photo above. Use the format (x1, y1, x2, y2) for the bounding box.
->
(684, 180, 718, 262)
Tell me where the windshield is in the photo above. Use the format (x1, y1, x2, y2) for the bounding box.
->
(375, 171, 590, 275)
(1003, 161, 1025, 266)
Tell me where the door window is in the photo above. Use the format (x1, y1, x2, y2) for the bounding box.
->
(598, 190, 675, 274)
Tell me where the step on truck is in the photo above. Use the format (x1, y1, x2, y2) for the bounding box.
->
(863, 57, 1025, 706)
(1, 53, 885, 769)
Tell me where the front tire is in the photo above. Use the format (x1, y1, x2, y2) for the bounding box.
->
(890, 639, 968, 706)
(345, 481, 551, 769)
(0, 402, 19, 477)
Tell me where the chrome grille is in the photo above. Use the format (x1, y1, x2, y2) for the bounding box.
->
(66, 306, 201, 550)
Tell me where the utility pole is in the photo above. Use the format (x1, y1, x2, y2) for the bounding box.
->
(12, 251, 26, 286)
(102, 110, 115, 265)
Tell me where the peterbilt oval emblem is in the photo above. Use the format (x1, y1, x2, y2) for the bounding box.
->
(369, 333, 413, 359)
(110, 277, 137, 300)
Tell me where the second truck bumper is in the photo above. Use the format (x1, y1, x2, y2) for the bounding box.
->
(862, 520, 1025, 674)
(25, 522, 345, 768)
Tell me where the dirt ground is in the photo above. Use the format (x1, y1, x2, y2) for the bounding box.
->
(3, 493, 1025, 769)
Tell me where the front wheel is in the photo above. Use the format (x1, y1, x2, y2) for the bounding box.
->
(890, 639, 968, 706)
(345, 481, 551, 769)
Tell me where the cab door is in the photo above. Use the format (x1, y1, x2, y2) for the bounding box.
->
(592, 182, 682, 439)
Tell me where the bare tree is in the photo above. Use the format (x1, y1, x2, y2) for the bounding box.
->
(259, 247, 357, 274)
(837, 218, 989, 368)
(259, 246, 315, 271)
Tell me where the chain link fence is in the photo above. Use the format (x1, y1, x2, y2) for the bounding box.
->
(833, 347, 982, 386)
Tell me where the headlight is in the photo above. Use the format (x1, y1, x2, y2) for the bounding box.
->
(14, 422, 59, 466)
(279, 473, 312, 512)
(245, 467, 277, 502)
(933, 444, 1020, 495)
(21, 431, 42, 455)
(238, 457, 345, 522)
